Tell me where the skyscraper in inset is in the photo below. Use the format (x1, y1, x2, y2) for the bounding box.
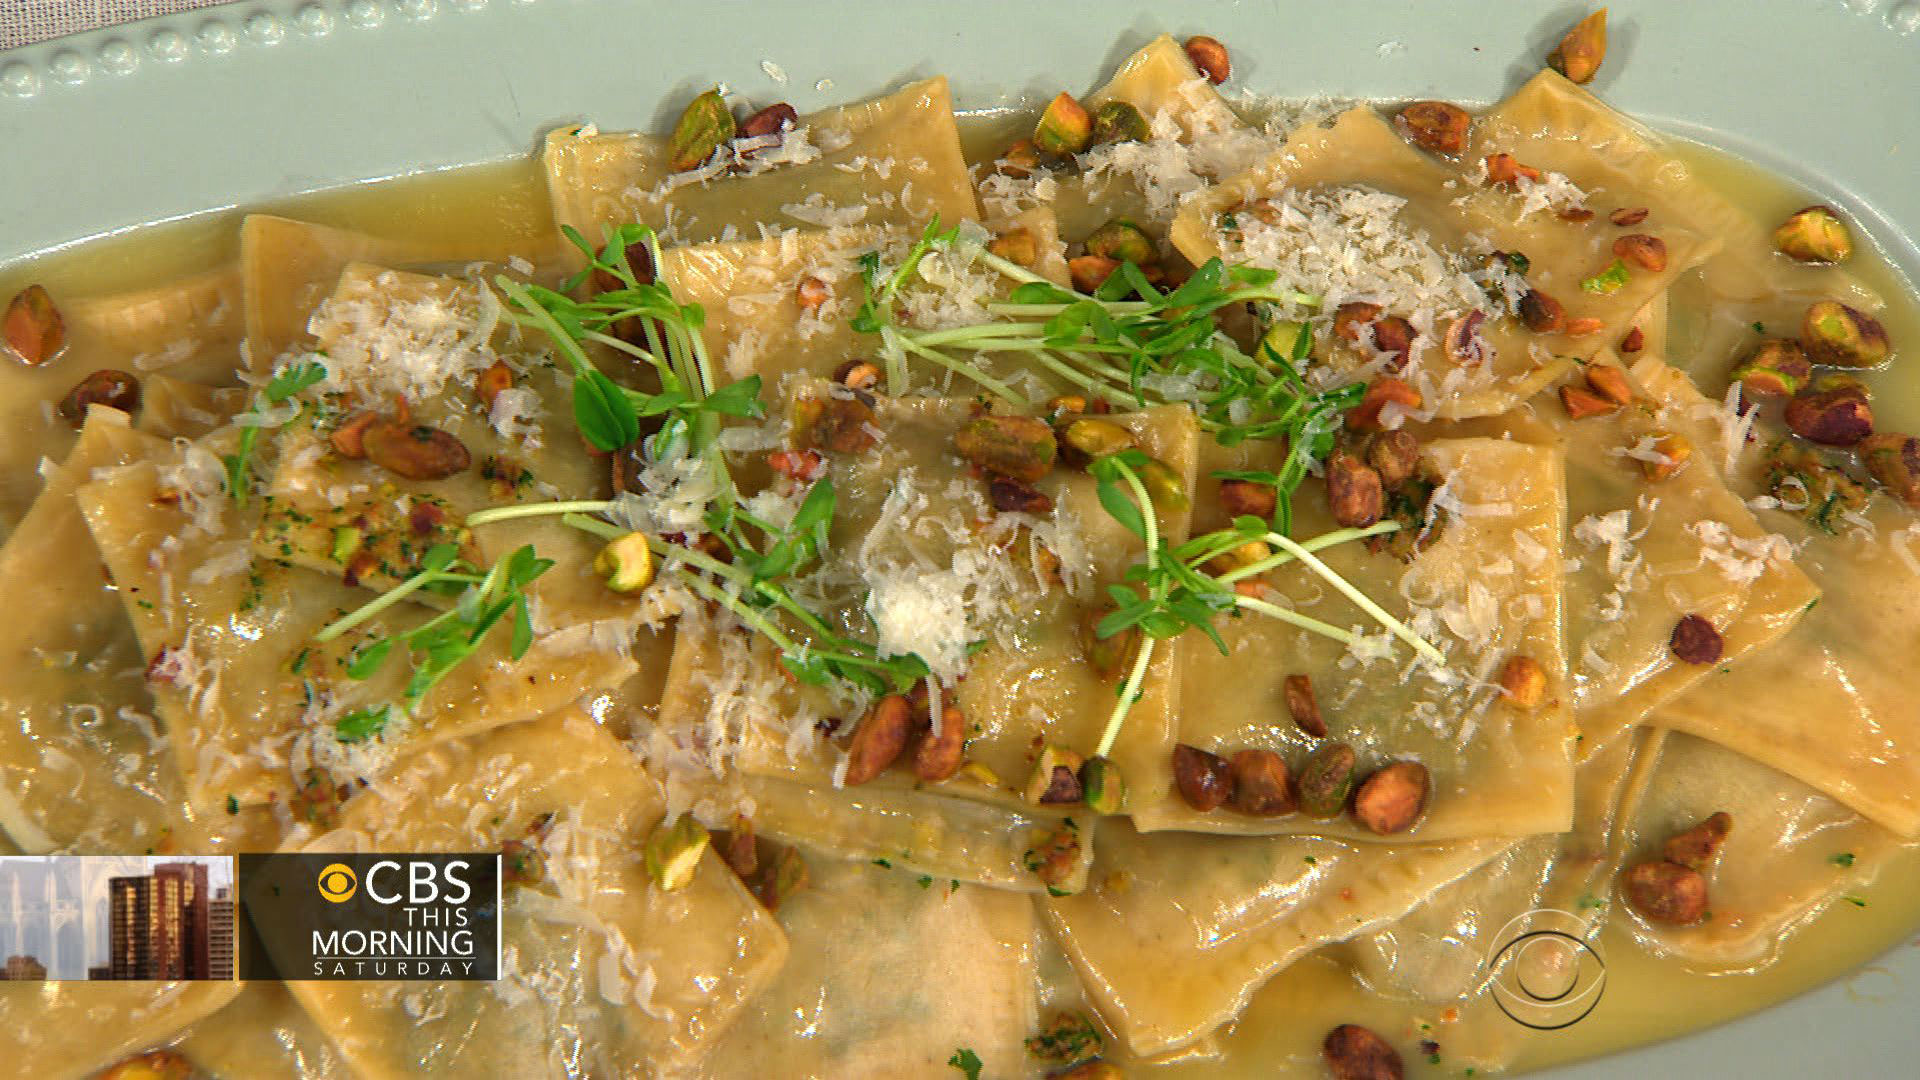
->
(208, 886, 234, 980)
(108, 861, 213, 979)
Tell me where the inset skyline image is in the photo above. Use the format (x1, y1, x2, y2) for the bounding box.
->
(0, 855, 233, 981)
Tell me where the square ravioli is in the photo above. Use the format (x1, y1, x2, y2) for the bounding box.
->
(1653, 492, 1920, 836)
(1042, 819, 1512, 1057)
(1169, 106, 1577, 420)
(285, 711, 787, 1077)
(78, 451, 635, 811)
(1129, 436, 1573, 843)
(698, 858, 1041, 1078)
(543, 78, 978, 250)
(1616, 730, 1916, 968)
(256, 263, 668, 647)
(662, 396, 1196, 821)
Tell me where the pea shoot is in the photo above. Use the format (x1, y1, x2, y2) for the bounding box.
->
(1083, 450, 1443, 760)
(850, 219, 1361, 533)
(223, 359, 328, 506)
(311, 541, 553, 740)
(470, 226, 933, 700)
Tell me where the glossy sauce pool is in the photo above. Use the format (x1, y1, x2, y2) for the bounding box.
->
(2, 116, 1917, 1076)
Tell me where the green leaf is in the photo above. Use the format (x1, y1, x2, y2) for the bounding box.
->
(1007, 280, 1075, 305)
(573, 370, 641, 451)
(421, 543, 462, 573)
(335, 705, 390, 743)
(788, 477, 837, 537)
(503, 545, 555, 590)
(634, 390, 692, 417)
(779, 652, 833, 687)
(1096, 605, 1150, 639)
(264, 360, 328, 403)
(702, 375, 766, 418)
(947, 1048, 982, 1080)
(1095, 474, 1147, 541)
(510, 596, 534, 660)
(346, 639, 394, 680)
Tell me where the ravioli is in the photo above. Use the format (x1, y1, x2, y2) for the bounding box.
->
(240, 215, 553, 368)
(661, 225, 889, 385)
(1038, 33, 1271, 235)
(1042, 820, 1512, 1056)
(77, 453, 635, 811)
(1557, 355, 1818, 744)
(698, 858, 1040, 1079)
(0, 409, 277, 856)
(655, 633, 1097, 894)
(1130, 436, 1572, 842)
(1653, 496, 1920, 836)
(1458, 70, 1729, 340)
(542, 78, 978, 249)
(1343, 730, 1652, 1001)
(1168, 108, 1578, 419)
(667, 397, 1196, 823)
(1617, 730, 1915, 968)
(257, 263, 658, 647)
(284, 711, 787, 1077)
(65, 263, 245, 386)
(0, 980, 241, 1080)
(180, 982, 354, 1080)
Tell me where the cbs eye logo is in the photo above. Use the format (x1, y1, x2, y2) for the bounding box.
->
(1484, 908, 1608, 1031)
(316, 863, 359, 903)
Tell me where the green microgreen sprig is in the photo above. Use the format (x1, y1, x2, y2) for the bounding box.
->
(223, 359, 329, 506)
(851, 220, 1362, 533)
(492, 223, 763, 462)
(311, 541, 552, 739)
(468, 223, 933, 701)
(1082, 450, 1443, 757)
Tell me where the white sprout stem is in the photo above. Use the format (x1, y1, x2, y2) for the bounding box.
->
(972, 247, 1052, 286)
(687, 322, 720, 397)
(580, 329, 672, 377)
(1213, 522, 1400, 584)
(894, 333, 1030, 405)
(559, 512, 624, 542)
(1052, 344, 1143, 393)
(909, 322, 1049, 349)
(1094, 634, 1156, 760)
(313, 570, 446, 644)
(1089, 458, 1166, 761)
(668, 569, 803, 654)
(493, 277, 594, 376)
(986, 301, 1153, 318)
(879, 326, 910, 396)
(1260, 531, 1448, 667)
(1228, 594, 1357, 645)
(1007, 347, 1136, 408)
(466, 500, 613, 528)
